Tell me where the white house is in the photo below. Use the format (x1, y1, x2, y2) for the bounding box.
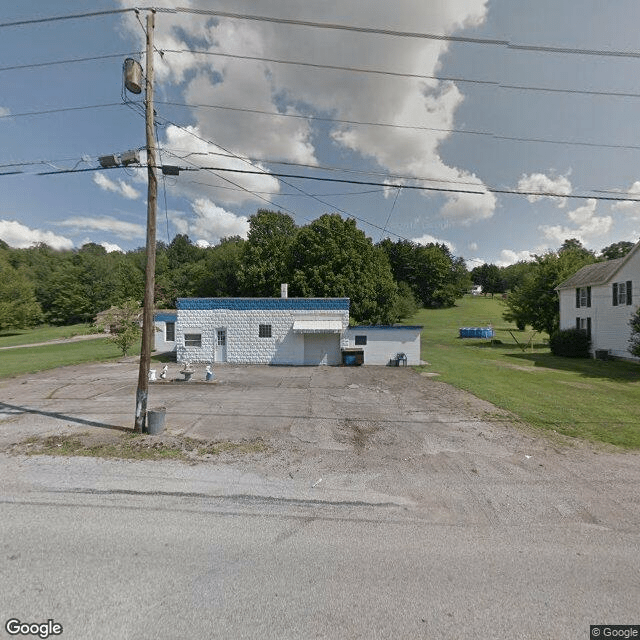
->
(155, 291, 422, 366)
(556, 240, 640, 359)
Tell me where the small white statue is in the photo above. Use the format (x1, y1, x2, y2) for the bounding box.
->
(160, 364, 168, 380)
(148, 368, 157, 381)
(205, 365, 214, 381)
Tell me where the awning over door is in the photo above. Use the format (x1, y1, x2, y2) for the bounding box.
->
(293, 320, 343, 333)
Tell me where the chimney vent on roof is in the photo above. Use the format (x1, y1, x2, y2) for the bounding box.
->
(281, 283, 288, 299)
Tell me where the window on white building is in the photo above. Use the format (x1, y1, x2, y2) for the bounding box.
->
(576, 286, 591, 308)
(184, 333, 202, 347)
(165, 322, 175, 342)
(613, 281, 632, 306)
(354, 335, 367, 345)
(576, 317, 592, 338)
(259, 324, 272, 338)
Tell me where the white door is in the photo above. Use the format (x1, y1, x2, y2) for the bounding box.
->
(215, 328, 227, 362)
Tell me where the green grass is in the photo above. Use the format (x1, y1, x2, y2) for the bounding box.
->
(0, 324, 96, 347)
(411, 296, 640, 449)
(0, 338, 132, 378)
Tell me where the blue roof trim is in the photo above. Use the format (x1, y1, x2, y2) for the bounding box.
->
(347, 325, 423, 330)
(154, 312, 177, 322)
(177, 297, 350, 311)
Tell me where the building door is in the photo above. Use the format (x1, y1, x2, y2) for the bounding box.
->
(303, 334, 340, 365)
(215, 328, 227, 362)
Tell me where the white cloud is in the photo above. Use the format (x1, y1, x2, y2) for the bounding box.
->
(517, 172, 572, 207)
(118, 0, 495, 223)
(468, 241, 478, 252)
(93, 173, 141, 200)
(100, 242, 124, 253)
(0, 106, 10, 117)
(611, 181, 640, 218)
(496, 249, 535, 267)
(0, 220, 73, 250)
(58, 216, 145, 240)
(539, 198, 612, 246)
(159, 125, 283, 206)
(412, 233, 456, 253)
(173, 198, 249, 244)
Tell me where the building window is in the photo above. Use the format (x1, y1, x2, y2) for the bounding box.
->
(184, 333, 202, 347)
(613, 281, 632, 306)
(165, 322, 175, 342)
(217, 329, 226, 346)
(259, 324, 272, 338)
(354, 335, 367, 346)
(576, 317, 592, 339)
(576, 286, 591, 308)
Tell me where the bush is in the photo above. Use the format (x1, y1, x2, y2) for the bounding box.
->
(549, 328, 591, 358)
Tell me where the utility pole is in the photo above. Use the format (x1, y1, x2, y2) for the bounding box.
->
(134, 10, 158, 432)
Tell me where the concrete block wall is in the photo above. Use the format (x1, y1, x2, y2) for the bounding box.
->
(176, 298, 349, 364)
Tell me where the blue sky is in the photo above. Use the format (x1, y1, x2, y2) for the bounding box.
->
(2, 0, 640, 266)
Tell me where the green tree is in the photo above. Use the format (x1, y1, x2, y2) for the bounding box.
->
(600, 241, 634, 260)
(0, 255, 42, 330)
(95, 299, 142, 356)
(290, 214, 398, 324)
(195, 236, 245, 297)
(503, 245, 597, 335)
(471, 263, 505, 297)
(629, 307, 640, 358)
(378, 238, 469, 308)
(239, 210, 298, 296)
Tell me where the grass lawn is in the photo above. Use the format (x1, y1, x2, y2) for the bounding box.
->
(0, 324, 96, 347)
(0, 338, 137, 379)
(411, 296, 640, 449)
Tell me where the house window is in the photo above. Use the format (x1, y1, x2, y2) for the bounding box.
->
(217, 329, 226, 346)
(576, 286, 591, 308)
(184, 333, 202, 347)
(576, 317, 592, 339)
(165, 322, 175, 342)
(354, 335, 367, 346)
(613, 281, 632, 306)
(259, 324, 272, 338)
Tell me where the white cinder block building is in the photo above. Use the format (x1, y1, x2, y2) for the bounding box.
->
(556, 240, 640, 359)
(155, 291, 422, 366)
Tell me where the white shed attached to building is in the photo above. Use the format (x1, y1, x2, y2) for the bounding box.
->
(343, 325, 423, 365)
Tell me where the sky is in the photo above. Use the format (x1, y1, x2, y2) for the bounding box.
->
(2, 0, 640, 267)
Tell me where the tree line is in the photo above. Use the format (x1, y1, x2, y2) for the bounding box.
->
(0, 210, 472, 330)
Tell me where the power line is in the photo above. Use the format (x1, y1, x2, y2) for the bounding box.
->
(4, 6, 640, 61)
(159, 7, 640, 60)
(159, 48, 496, 87)
(0, 52, 143, 73)
(0, 8, 134, 28)
(0, 103, 125, 119)
(155, 100, 490, 136)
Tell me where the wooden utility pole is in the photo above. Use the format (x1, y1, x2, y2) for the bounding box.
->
(134, 10, 158, 432)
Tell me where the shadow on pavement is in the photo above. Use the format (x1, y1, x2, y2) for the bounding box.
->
(0, 401, 130, 432)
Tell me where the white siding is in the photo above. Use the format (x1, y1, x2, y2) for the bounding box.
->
(559, 250, 640, 359)
(153, 314, 177, 353)
(344, 327, 422, 365)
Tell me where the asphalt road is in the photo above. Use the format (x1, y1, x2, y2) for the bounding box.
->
(1, 455, 638, 640)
